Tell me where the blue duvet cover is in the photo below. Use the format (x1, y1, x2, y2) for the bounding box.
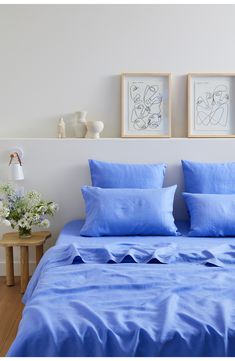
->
(7, 221, 235, 356)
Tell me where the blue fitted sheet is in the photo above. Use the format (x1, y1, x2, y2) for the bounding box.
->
(7, 220, 235, 356)
(57, 219, 235, 262)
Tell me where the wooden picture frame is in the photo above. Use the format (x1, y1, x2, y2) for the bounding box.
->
(121, 73, 171, 138)
(188, 73, 235, 138)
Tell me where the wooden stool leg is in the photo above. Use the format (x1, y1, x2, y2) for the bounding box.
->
(20, 246, 29, 294)
(5, 246, 14, 286)
(36, 244, 43, 266)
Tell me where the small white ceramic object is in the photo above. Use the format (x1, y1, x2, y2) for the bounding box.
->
(74, 111, 87, 138)
(58, 117, 66, 138)
(85, 120, 104, 139)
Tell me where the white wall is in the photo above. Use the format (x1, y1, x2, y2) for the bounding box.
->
(1, 5, 235, 138)
(1, 138, 235, 275)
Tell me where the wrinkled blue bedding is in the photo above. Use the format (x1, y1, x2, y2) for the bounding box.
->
(7, 221, 235, 356)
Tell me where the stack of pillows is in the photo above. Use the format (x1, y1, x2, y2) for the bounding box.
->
(80, 159, 235, 238)
(80, 160, 178, 237)
(182, 160, 235, 237)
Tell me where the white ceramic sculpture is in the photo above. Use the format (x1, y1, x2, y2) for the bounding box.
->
(58, 118, 66, 138)
(74, 111, 87, 138)
(85, 120, 104, 139)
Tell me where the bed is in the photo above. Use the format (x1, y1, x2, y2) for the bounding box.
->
(7, 219, 235, 356)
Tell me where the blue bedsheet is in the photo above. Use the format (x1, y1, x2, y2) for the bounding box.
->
(7, 221, 235, 356)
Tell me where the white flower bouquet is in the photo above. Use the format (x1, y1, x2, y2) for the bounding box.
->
(0, 183, 58, 238)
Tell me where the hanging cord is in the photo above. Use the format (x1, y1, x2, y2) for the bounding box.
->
(9, 152, 22, 166)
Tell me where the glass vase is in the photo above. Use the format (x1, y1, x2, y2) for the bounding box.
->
(19, 227, 32, 239)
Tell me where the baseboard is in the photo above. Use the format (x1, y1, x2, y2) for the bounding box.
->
(0, 261, 36, 276)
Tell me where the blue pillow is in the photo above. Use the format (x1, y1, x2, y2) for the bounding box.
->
(89, 159, 166, 188)
(183, 192, 235, 237)
(80, 186, 178, 237)
(182, 160, 235, 194)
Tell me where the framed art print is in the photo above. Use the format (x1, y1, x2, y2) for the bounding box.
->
(188, 73, 235, 137)
(121, 73, 171, 137)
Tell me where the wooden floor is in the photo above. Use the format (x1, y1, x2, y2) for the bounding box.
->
(0, 277, 24, 357)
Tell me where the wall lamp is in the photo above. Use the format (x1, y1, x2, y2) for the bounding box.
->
(8, 148, 24, 181)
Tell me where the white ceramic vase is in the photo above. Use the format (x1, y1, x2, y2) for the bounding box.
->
(85, 120, 104, 139)
(74, 111, 87, 138)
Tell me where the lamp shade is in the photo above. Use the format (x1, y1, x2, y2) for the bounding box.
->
(9, 163, 24, 181)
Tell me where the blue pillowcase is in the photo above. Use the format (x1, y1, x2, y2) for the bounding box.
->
(80, 186, 178, 237)
(183, 192, 235, 237)
(89, 159, 166, 189)
(182, 160, 235, 194)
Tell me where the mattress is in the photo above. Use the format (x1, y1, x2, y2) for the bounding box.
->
(7, 220, 235, 356)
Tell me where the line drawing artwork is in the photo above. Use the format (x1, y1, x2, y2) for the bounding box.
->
(128, 81, 163, 131)
(195, 82, 230, 130)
